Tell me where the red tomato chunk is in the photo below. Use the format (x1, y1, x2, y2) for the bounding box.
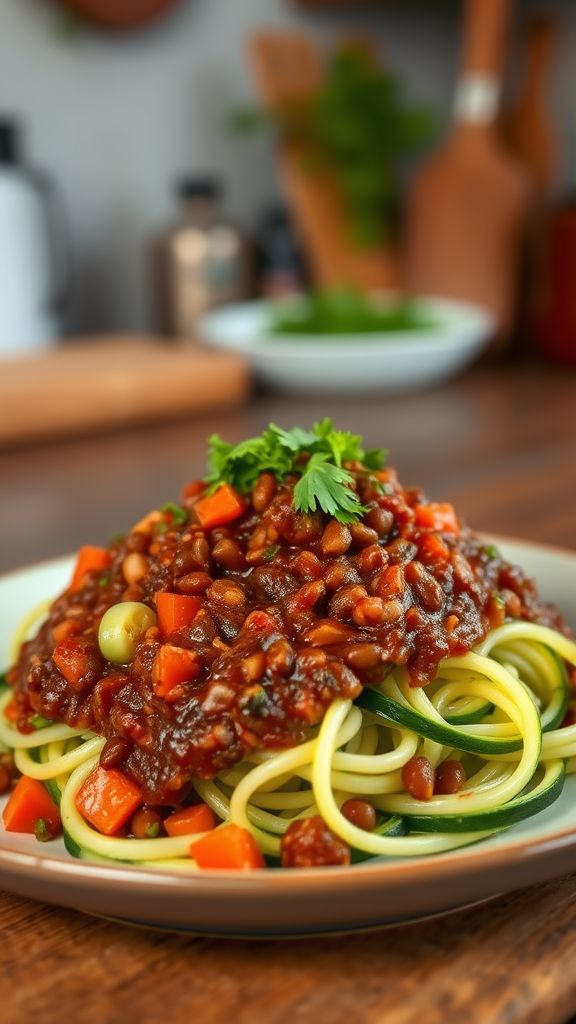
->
(281, 816, 351, 867)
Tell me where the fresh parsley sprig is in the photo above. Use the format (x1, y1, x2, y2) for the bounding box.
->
(293, 453, 369, 524)
(205, 420, 386, 524)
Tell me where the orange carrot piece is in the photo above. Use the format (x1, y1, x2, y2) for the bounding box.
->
(165, 803, 216, 837)
(4, 699, 19, 723)
(132, 510, 166, 536)
(376, 565, 405, 599)
(190, 824, 265, 870)
(376, 468, 398, 487)
(414, 503, 459, 535)
(194, 484, 245, 530)
(418, 533, 450, 564)
(156, 593, 202, 638)
(153, 645, 200, 700)
(52, 639, 88, 688)
(3, 776, 61, 835)
(76, 766, 142, 836)
(70, 545, 110, 592)
(52, 619, 82, 644)
(182, 480, 205, 502)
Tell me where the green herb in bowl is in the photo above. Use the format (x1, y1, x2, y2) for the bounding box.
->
(269, 288, 439, 338)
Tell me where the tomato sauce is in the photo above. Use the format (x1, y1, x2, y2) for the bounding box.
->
(7, 467, 566, 805)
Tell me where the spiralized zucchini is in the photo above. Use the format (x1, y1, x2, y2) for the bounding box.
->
(2, 621, 576, 870)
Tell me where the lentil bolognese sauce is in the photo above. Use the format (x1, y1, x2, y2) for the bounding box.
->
(2, 421, 576, 871)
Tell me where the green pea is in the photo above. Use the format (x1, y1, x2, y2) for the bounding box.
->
(98, 601, 157, 664)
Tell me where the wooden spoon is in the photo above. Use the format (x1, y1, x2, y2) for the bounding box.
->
(504, 16, 560, 198)
(250, 31, 400, 291)
(58, 0, 180, 30)
(404, 0, 529, 343)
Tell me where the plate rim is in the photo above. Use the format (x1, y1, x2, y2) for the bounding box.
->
(0, 537, 575, 905)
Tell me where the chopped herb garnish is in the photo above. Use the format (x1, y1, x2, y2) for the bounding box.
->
(491, 593, 506, 608)
(145, 821, 160, 839)
(371, 478, 393, 496)
(245, 686, 268, 715)
(34, 818, 54, 843)
(153, 520, 170, 536)
(161, 502, 188, 526)
(31, 714, 53, 730)
(483, 545, 501, 560)
(206, 420, 386, 525)
(263, 544, 281, 562)
(269, 289, 439, 337)
(98, 574, 111, 588)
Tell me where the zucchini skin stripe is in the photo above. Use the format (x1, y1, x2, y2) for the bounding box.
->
(356, 688, 523, 755)
(538, 652, 569, 733)
(444, 700, 494, 726)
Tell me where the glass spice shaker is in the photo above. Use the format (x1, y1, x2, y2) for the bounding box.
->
(157, 175, 252, 339)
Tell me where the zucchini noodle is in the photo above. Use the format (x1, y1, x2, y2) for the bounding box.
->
(2, 620, 576, 869)
(8, 600, 51, 666)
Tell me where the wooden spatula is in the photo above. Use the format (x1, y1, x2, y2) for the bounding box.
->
(250, 31, 400, 291)
(404, 0, 529, 342)
(504, 16, 560, 199)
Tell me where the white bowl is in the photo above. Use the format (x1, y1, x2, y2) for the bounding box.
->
(198, 296, 495, 395)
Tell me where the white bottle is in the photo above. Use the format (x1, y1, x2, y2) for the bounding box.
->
(0, 119, 62, 357)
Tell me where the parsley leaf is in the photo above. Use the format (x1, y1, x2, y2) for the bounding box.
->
(205, 419, 386, 524)
(205, 435, 235, 486)
(161, 502, 188, 526)
(482, 544, 500, 560)
(267, 423, 317, 452)
(31, 714, 53, 730)
(293, 454, 369, 523)
(34, 818, 54, 843)
(363, 447, 386, 470)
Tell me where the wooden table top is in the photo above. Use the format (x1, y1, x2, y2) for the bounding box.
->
(0, 362, 575, 1024)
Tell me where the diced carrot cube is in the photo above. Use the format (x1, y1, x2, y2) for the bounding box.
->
(190, 824, 265, 870)
(3, 776, 61, 835)
(165, 803, 215, 837)
(414, 503, 459, 535)
(70, 546, 110, 592)
(76, 766, 142, 836)
(153, 645, 200, 700)
(156, 593, 202, 638)
(418, 533, 450, 564)
(4, 699, 19, 723)
(194, 484, 245, 530)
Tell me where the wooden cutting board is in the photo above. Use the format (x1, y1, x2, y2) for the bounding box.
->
(0, 336, 250, 446)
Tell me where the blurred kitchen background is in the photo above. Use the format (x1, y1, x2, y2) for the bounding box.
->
(1, 0, 575, 444)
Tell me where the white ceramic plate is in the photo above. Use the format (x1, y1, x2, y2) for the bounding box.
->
(198, 297, 495, 395)
(0, 539, 575, 937)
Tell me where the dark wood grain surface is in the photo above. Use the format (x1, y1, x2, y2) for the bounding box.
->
(0, 362, 575, 1024)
